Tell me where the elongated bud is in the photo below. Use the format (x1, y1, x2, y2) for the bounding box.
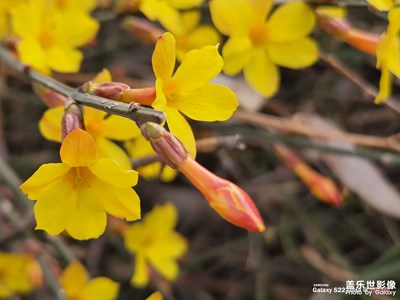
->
(317, 13, 379, 56)
(80, 81, 130, 101)
(141, 122, 265, 232)
(179, 157, 265, 232)
(122, 16, 164, 44)
(140, 122, 188, 168)
(61, 100, 84, 139)
(274, 144, 341, 206)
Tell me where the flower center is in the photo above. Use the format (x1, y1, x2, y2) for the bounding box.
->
(38, 29, 54, 49)
(249, 24, 268, 47)
(74, 168, 85, 186)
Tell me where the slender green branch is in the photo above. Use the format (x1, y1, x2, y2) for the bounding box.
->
(0, 47, 165, 125)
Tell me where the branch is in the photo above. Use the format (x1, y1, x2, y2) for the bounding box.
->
(0, 47, 165, 125)
(319, 50, 400, 115)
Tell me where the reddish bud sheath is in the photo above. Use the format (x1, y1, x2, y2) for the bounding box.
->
(61, 100, 84, 140)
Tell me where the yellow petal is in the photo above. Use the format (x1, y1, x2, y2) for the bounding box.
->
(61, 262, 88, 299)
(141, 0, 183, 35)
(180, 10, 201, 33)
(243, 49, 280, 97)
(249, 0, 273, 21)
(152, 32, 176, 82)
(92, 68, 112, 84)
(54, 13, 99, 48)
(20, 163, 70, 200)
(367, 0, 393, 10)
(146, 292, 163, 300)
(176, 25, 221, 62)
(147, 257, 179, 282)
(147, 232, 187, 259)
(173, 83, 238, 121)
(34, 175, 77, 235)
(222, 37, 252, 75)
(375, 66, 392, 104)
(266, 38, 318, 69)
(96, 137, 133, 170)
(267, 1, 315, 42)
(152, 79, 168, 112)
(60, 129, 99, 167)
(101, 115, 141, 141)
(315, 6, 346, 19)
(11, 0, 42, 39)
(167, 0, 203, 9)
(102, 184, 141, 221)
(82, 277, 119, 300)
(39, 106, 64, 142)
(210, 0, 255, 36)
(170, 45, 223, 92)
(388, 7, 400, 36)
(17, 38, 50, 74)
(165, 107, 196, 157)
(89, 158, 138, 188)
(131, 252, 149, 287)
(144, 203, 177, 232)
(46, 46, 83, 73)
(65, 187, 107, 240)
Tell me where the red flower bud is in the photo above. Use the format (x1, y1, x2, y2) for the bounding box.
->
(61, 100, 84, 139)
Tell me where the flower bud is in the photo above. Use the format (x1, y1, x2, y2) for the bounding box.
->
(80, 81, 130, 101)
(140, 122, 188, 168)
(33, 83, 67, 107)
(61, 100, 84, 140)
(178, 157, 265, 232)
(274, 144, 341, 206)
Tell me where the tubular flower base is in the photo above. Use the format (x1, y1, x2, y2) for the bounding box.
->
(141, 122, 265, 233)
(20, 129, 141, 240)
(317, 12, 380, 56)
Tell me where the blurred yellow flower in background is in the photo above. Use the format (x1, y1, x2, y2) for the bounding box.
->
(0, 253, 41, 299)
(61, 261, 119, 300)
(210, 0, 318, 97)
(11, 0, 99, 74)
(375, 7, 400, 103)
(124, 202, 187, 287)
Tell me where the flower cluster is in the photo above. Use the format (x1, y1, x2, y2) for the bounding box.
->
(9, 0, 99, 74)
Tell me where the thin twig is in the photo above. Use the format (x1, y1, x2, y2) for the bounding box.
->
(234, 109, 400, 151)
(319, 50, 400, 114)
(0, 47, 165, 125)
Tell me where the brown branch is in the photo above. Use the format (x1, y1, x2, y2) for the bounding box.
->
(319, 50, 400, 114)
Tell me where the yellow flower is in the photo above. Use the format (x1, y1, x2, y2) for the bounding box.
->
(11, 0, 99, 74)
(61, 261, 119, 300)
(55, 0, 97, 12)
(20, 129, 141, 240)
(163, 10, 221, 61)
(125, 135, 178, 182)
(367, 0, 399, 10)
(375, 7, 400, 104)
(0, 253, 41, 298)
(151, 32, 238, 156)
(0, 1, 25, 39)
(210, 0, 318, 97)
(138, 0, 204, 35)
(124, 203, 187, 287)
